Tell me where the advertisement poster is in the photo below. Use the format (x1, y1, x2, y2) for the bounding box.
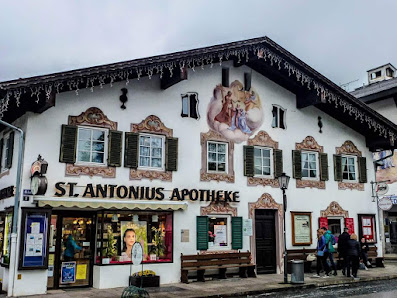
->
(293, 215, 311, 244)
(76, 264, 87, 280)
(120, 221, 147, 262)
(214, 225, 227, 246)
(243, 219, 253, 236)
(61, 261, 76, 284)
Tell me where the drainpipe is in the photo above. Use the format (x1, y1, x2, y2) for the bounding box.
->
(0, 119, 24, 297)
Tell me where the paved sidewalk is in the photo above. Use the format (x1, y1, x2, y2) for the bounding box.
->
(17, 261, 397, 298)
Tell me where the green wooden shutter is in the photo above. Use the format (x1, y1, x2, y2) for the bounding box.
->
(196, 216, 209, 250)
(107, 130, 123, 167)
(0, 138, 3, 170)
(165, 137, 178, 171)
(274, 149, 283, 178)
(292, 150, 302, 179)
(333, 154, 342, 181)
(243, 146, 254, 177)
(124, 132, 139, 168)
(59, 125, 77, 163)
(319, 153, 329, 181)
(6, 132, 14, 169)
(358, 156, 367, 183)
(232, 217, 243, 250)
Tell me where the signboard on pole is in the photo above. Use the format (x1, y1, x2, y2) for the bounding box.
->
(379, 197, 393, 211)
(131, 242, 143, 265)
(376, 183, 389, 196)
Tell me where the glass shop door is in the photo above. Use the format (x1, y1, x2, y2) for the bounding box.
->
(47, 212, 96, 289)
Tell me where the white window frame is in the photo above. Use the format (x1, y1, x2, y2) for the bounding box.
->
(138, 133, 166, 171)
(207, 214, 231, 251)
(207, 141, 228, 173)
(1, 133, 10, 172)
(271, 105, 287, 129)
(253, 146, 274, 178)
(342, 155, 358, 182)
(76, 126, 108, 166)
(301, 151, 319, 180)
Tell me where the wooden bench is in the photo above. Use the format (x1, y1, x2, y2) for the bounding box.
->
(368, 245, 384, 267)
(180, 251, 256, 283)
(286, 248, 316, 273)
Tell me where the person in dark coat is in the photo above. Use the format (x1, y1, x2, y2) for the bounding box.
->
(338, 227, 350, 275)
(346, 233, 361, 279)
(360, 237, 370, 270)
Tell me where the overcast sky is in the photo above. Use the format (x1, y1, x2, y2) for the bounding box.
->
(1, 0, 396, 91)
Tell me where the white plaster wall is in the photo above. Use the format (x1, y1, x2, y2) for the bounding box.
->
(368, 97, 397, 125)
(5, 61, 380, 291)
(12, 271, 47, 296)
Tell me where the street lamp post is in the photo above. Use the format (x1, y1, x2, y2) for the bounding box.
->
(278, 172, 290, 284)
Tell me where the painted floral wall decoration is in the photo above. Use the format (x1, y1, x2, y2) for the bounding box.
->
(207, 80, 263, 143)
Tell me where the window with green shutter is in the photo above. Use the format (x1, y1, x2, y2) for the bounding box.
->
(107, 130, 123, 167)
(232, 216, 243, 250)
(358, 156, 367, 183)
(124, 132, 139, 168)
(273, 149, 283, 178)
(59, 125, 77, 164)
(319, 153, 329, 181)
(243, 145, 254, 177)
(166, 137, 178, 171)
(333, 154, 342, 181)
(197, 216, 209, 250)
(292, 150, 302, 179)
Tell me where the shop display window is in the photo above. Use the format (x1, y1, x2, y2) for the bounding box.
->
(96, 211, 173, 265)
(208, 215, 230, 250)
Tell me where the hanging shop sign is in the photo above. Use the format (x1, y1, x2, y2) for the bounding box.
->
(19, 208, 51, 269)
(131, 243, 143, 265)
(376, 183, 389, 196)
(378, 197, 393, 211)
(54, 182, 240, 203)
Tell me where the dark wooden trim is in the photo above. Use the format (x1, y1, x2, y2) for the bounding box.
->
(291, 211, 312, 246)
(160, 67, 187, 90)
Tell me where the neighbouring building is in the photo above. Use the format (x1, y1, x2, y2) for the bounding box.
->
(352, 63, 397, 254)
(0, 37, 396, 296)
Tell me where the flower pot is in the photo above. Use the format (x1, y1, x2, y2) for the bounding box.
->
(129, 275, 160, 288)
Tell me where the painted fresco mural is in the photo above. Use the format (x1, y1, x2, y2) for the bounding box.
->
(207, 80, 264, 143)
(373, 150, 397, 183)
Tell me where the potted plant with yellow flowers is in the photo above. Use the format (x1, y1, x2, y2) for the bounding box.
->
(129, 270, 160, 288)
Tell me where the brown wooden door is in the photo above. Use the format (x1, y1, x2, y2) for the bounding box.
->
(255, 209, 276, 274)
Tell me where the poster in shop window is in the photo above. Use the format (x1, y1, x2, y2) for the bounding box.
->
(291, 212, 312, 246)
(61, 261, 76, 284)
(214, 225, 227, 246)
(120, 221, 147, 262)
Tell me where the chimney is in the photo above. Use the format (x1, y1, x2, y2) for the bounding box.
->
(367, 63, 396, 84)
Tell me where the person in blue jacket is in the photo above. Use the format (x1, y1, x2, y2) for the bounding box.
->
(64, 234, 82, 261)
(313, 229, 331, 278)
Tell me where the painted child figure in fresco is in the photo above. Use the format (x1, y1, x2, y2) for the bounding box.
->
(121, 228, 136, 261)
(214, 91, 233, 125)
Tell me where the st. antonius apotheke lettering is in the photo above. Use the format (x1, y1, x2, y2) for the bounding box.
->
(54, 182, 240, 202)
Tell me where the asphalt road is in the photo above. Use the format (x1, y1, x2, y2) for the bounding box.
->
(249, 279, 397, 298)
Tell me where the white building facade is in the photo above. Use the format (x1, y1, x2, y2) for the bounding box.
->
(0, 37, 396, 296)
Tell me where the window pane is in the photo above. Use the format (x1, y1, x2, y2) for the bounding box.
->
(342, 157, 347, 166)
(302, 169, 308, 177)
(140, 146, 150, 156)
(303, 162, 309, 170)
(348, 158, 354, 165)
(254, 165, 262, 175)
(92, 130, 105, 141)
(151, 158, 162, 168)
(208, 143, 216, 152)
(140, 136, 150, 146)
(93, 141, 104, 152)
(263, 158, 270, 167)
(279, 109, 285, 129)
(208, 162, 217, 171)
(309, 154, 316, 162)
(208, 153, 217, 162)
(152, 148, 162, 158)
(310, 170, 316, 178)
(139, 157, 150, 167)
(151, 137, 162, 147)
(92, 152, 104, 163)
(218, 163, 226, 172)
(78, 140, 91, 151)
(343, 172, 349, 180)
(254, 157, 262, 167)
(348, 165, 355, 172)
(254, 148, 262, 158)
(218, 154, 226, 163)
(309, 162, 316, 169)
(182, 97, 189, 115)
(301, 153, 308, 162)
(263, 167, 271, 175)
(78, 151, 90, 162)
(217, 144, 226, 153)
(272, 106, 278, 127)
(350, 173, 356, 180)
(79, 128, 91, 140)
(262, 149, 270, 158)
